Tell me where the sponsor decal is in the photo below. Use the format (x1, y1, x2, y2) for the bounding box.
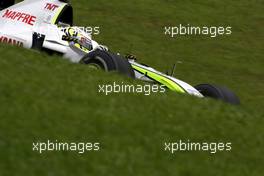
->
(45, 3, 59, 11)
(0, 36, 24, 47)
(2, 9, 36, 26)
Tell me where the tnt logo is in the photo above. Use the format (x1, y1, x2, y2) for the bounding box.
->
(44, 3, 59, 11)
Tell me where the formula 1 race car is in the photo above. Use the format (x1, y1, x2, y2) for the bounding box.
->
(0, 0, 240, 104)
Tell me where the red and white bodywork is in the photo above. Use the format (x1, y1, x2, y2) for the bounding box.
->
(0, 0, 204, 98)
(0, 0, 102, 62)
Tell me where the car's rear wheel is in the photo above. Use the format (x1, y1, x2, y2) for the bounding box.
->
(0, 0, 15, 10)
(80, 50, 135, 78)
(194, 84, 240, 105)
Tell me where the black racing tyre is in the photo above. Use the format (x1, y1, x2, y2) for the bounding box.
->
(80, 50, 135, 78)
(194, 84, 240, 105)
(0, 0, 15, 10)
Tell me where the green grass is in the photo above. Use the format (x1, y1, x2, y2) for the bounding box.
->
(0, 0, 264, 175)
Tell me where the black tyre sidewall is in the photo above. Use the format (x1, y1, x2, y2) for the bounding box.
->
(109, 52, 135, 78)
(195, 84, 240, 105)
(81, 50, 117, 71)
(81, 50, 135, 78)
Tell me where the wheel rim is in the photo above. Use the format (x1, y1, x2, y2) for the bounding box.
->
(87, 63, 102, 70)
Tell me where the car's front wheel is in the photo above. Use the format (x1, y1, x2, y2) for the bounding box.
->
(80, 50, 135, 78)
(194, 84, 240, 105)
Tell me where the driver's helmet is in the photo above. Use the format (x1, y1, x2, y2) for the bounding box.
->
(61, 26, 93, 52)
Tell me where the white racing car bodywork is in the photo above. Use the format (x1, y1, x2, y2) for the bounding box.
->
(0, 0, 203, 97)
(1, 0, 240, 104)
(0, 0, 103, 62)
